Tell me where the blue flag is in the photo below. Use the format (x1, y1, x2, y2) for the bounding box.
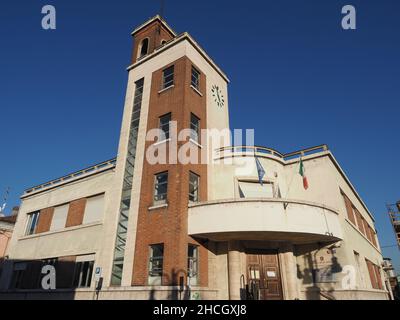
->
(255, 157, 266, 186)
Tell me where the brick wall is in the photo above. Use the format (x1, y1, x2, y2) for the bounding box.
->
(131, 19, 175, 65)
(131, 56, 208, 287)
(65, 198, 87, 228)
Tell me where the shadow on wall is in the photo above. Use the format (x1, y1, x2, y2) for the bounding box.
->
(295, 243, 343, 300)
(148, 268, 192, 300)
(0, 258, 84, 300)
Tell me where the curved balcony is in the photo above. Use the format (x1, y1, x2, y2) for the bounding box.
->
(188, 198, 343, 243)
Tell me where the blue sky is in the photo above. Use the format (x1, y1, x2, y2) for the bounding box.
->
(0, 1, 399, 272)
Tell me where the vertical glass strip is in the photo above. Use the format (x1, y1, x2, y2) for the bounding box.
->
(111, 78, 144, 285)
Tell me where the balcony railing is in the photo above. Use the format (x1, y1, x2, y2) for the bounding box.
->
(216, 144, 329, 161)
(23, 158, 117, 196)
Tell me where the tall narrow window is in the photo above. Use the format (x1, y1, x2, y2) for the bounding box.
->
(354, 208, 365, 235)
(191, 66, 201, 90)
(369, 226, 378, 247)
(138, 38, 149, 59)
(373, 264, 383, 290)
(111, 78, 144, 286)
(365, 259, 379, 289)
(188, 244, 199, 285)
(154, 172, 168, 205)
(190, 113, 200, 143)
(162, 65, 174, 89)
(189, 172, 200, 203)
(26, 211, 40, 235)
(149, 244, 164, 285)
(159, 113, 171, 140)
(341, 191, 356, 225)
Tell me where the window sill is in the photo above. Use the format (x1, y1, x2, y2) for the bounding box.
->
(189, 138, 203, 149)
(190, 85, 203, 97)
(148, 203, 168, 211)
(19, 222, 103, 240)
(158, 85, 174, 94)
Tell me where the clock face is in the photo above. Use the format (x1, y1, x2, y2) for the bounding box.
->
(211, 84, 224, 108)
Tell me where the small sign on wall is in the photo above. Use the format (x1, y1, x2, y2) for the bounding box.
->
(313, 266, 337, 283)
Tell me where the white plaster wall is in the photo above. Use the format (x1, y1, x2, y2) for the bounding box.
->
(189, 200, 342, 241)
(7, 169, 114, 262)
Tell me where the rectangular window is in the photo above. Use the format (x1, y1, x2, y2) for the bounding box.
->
(238, 181, 274, 198)
(159, 113, 171, 140)
(188, 244, 199, 285)
(369, 226, 378, 247)
(50, 204, 69, 231)
(73, 256, 95, 288)
(354, 208, 365, 235)
(190, 113, 200, 143)
(83, 194, 105, 225)
(149, 244, 164, 285)
(363, 219, 372, 243)
(154, 172, 168, 205)
(341, 192, 356, 225)
(373, 264, 383, 290)
(162, 65, 174, 89)
(365, 259, 380, 289)
(10, 262, 27, 289)
(26, 211, 40, 236)
(191, 66, 200, 90)
(189, 172, 200, 203)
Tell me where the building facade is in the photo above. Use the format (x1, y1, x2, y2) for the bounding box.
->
(0, 16, 389, 300)
(0, 207, 18, 285)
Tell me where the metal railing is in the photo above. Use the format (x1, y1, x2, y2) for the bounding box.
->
(24, 158, 117, 196)
(217, 144, 329, 161)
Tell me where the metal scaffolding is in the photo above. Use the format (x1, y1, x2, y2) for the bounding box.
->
(387, 202, 400, 250)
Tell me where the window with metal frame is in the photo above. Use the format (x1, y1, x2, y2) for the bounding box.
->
(159, 113, 171, 140)
(154, 172, 168, 205)
(73, 260, 94, 288)
(189, 172, 200, 203)
(188, 244, 199, 285)
(162, 65, 174, 89)
(190, 113, 200, 143)
(149, 244, 164, 277)
(111, 78, 144, 286)
(26, 211, 40, 235)
(191, 66, 201, 90)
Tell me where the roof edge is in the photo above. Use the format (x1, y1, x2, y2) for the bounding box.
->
(131, 15, 177, 37)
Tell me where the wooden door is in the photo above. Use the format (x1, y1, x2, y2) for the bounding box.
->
(246, 250, 283, 300)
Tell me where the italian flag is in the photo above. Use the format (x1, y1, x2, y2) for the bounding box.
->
(299, 158, 309, 190)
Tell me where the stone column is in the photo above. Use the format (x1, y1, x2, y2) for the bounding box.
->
(280, 243, 299, 300)
(228, 240, 242, 300)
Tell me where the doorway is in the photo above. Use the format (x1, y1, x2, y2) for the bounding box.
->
(246, 249, 283, 300)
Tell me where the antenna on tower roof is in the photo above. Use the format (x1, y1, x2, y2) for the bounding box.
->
(0, 187, 10, 214)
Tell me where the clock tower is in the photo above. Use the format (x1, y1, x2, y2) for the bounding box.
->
(107, 15, 230, 288)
